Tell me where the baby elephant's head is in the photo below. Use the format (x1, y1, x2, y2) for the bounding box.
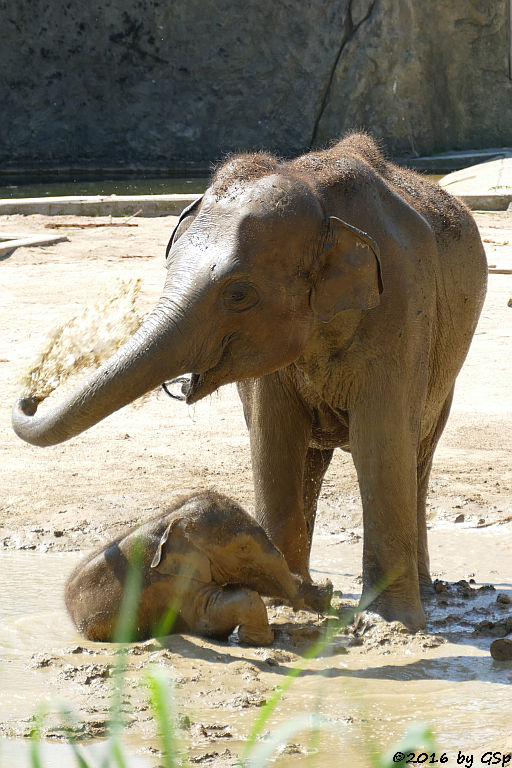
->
(153, 491, 303, 608)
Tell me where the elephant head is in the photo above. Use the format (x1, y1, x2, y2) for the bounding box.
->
(12, 167, 382, 447)
(150, 491, 303, 607)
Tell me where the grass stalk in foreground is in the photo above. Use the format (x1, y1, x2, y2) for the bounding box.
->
(146, 668, 190, 768)
(107, 535, 146, 754)
(29, 703, 47, 768)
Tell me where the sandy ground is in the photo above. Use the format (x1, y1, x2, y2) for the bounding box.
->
(1, 211, 512, 767)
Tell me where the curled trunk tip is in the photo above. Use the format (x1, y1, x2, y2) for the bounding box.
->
(11, 306, 191, 447)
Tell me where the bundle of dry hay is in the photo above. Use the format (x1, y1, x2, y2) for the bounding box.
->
(20, 279, 144, 403)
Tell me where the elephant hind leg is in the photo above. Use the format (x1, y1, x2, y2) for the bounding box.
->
(72, 610, 118, 642)
(193, 585, 274, 646)
(417, 387, 455, 594)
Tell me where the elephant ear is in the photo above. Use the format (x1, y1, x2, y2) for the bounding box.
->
(165, 194, 204, 262)
(310, 216, 383, 322)
(150, 519, 176, 569)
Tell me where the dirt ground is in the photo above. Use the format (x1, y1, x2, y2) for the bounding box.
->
(1, 211, 511, 767)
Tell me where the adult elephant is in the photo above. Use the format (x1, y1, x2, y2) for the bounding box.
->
(12, 133, 487, 630)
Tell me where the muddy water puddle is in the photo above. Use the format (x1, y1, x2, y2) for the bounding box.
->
(1, 527, 511, 767)
(0, 552, 81, 720)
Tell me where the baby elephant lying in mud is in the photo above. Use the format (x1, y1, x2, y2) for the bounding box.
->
(66, 491, 332, 645)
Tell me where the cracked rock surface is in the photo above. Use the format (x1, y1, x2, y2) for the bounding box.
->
(1, 1, 511, 168)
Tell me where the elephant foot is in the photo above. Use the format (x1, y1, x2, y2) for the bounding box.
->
(238, 623, 274, 646)
(361, 589, 426, 632)
(197, 587, 275, 645)
(263, 577, 332, 613)
(235, 591, 275, 645)
(232, 589, 275, 646)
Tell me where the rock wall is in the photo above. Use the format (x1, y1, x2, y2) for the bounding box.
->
(0, 0, 510, 170)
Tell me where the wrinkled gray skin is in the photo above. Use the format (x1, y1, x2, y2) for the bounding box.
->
(65, 490, 318, 644)
(13, 134, 487, 630)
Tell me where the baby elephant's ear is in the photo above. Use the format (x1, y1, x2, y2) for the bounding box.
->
(310, 216, 383, 322)
(150, 521, 173, 569)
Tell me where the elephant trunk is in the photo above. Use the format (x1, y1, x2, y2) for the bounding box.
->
(231, 543, 303, 610)
(12, 301, 193, 447)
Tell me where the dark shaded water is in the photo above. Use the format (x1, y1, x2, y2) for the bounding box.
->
(0, 176, 209, 199)
(0, 174, 443, 199)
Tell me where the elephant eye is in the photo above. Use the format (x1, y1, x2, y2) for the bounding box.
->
(237, 537, 254, 555)
(223, 282, 259, 312)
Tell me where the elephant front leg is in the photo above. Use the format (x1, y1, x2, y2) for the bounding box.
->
(238, 373, 313, 579)
(350, 399, 425, 631)
(303, 447, 334, 560)
(193, 585, 274, 645)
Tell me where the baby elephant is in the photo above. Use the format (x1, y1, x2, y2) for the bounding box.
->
(65, 491, 330, 645)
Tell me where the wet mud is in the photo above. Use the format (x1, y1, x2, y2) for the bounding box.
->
(1, 212, 511, 766)
(1, 527, 511, 767)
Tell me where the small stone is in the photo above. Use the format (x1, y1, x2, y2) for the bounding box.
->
(332, 643, 349, 655)
(177, 714, 191, 729)
(454, 513, 465, 523)
(475, 620, 509, 637)
(53, 530, 64, 537)
(30, 653, 56, 668)
(190, 753, 220, 764)
(497, 593, 512, 605)
(474, 620, 495, 635)
(490, 638, 512, 661)
(128, 639, 161, 654)
(281, 743, 305, 755)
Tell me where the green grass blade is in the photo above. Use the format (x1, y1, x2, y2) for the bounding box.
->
(109, 736, 129, 768)
(29, 741, 44, 768)
(246, 713, 340, 768)
(29, 740, 45, 768)
(146, 669, 179, 768)
(106, 535, 146, 747)
(29, 703, 48, 768)
(152, 598, 180, 638)
(376, 724, 436, 768)
(152, 564, 196, 639)
(113, 536, 145, 645)
(54, 700, 93, 768)
(306, 702, 321, 767)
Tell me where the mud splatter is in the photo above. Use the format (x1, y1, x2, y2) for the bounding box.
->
(20, 278, 143, 403)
